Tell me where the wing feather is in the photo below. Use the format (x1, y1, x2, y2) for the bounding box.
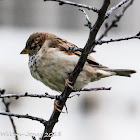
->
(50, 34, 106, 67)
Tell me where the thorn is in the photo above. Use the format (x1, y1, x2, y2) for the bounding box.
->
(136, 31, 140, 36)
(114, 24, 118, 27)
(55, 95, 60, 100)
(15, 97, 19, 100)
(0, 89, 5, 94)
(59, 2, 64, 5)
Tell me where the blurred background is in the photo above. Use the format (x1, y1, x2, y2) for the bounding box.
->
(0, 0, 140, 140)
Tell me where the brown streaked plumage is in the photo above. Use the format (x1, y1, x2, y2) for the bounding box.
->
(20, 32, 136, 92)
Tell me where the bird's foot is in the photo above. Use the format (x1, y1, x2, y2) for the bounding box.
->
(54, 99, 62, 113)
(54, 100, 68, 113)
(65, 78, 73, 89)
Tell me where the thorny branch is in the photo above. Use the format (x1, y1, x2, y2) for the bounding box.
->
(44, 0, 99, 13)
(2, 95, 18, 140)
(96, 34, 140, 45)
(0, 90, 47, 125)
(98, 0, 134, 41)
(69, 87, 112, 98)
(42, 0, 111, 140)
(73, 87, 111, 92)
(0, 86, 111, 138)
(79, 8, 92, 30)
(0, 92, 57, 100)
(105, 0, 130, 18)
(0, 87, 111, 99)
(44, 0, 131, 19)
(0, 112, 47, 125)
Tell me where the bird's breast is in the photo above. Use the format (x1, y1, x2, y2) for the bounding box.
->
(28, 55, 43, 81)
(28, 48, 96, 92)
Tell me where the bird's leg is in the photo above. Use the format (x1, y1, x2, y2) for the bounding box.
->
(54, 78, 73, 112)
(65, 78, 73, 89)
(54, 99, 62, 113)
(54, 100, 68, 113)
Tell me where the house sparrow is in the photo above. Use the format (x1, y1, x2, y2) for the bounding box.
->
(20, 32, 136, 92)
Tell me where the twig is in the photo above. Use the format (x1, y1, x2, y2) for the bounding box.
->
(1, 90, 18, 140)
(96, 35, 140, 45)
(2, 98, 18, 140)
(44, 0, 99, 13)
(105, 0, 130, 19)
(73, 87, 111, 92)
(69, 87, 111, 98)
(98, 0, 134, 41)
(0, 112, 47, 125)
(0, 88, 111, 99)
(0, 92, 57, 100)
(42, 0, 110, 139)
(79, 8, 92, 30)
(68, 93, 80, 98)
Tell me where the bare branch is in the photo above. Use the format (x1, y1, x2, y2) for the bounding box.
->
(105, 0, 130, 19)
(0, 88, 111, 100)
(2, 97, 18, 140)
(68, 93, 80, 99)
(96, 34, 140, 45)
(98, 0, 134, 41)
(0, 92, 57, 100)
(69, 87, 111, 98)
(42, 0, 110, 139)
(79, 8, 92, 30)
(44, 0, 99, 13)
(0, 112, 47, 125)
(73, 87, 111, 92)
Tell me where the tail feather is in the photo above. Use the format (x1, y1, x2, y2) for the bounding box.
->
(107, 69, 136, 77)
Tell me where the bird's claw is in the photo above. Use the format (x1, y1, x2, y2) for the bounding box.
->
(65, 78, 73, 89)
(54, 100, 62, 113)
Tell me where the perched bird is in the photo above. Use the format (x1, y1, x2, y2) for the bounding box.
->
(20, 32, 136, 92)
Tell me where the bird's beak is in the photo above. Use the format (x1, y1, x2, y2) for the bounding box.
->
(20, 48, 30, 54)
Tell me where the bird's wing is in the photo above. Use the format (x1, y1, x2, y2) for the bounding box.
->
(51, 36, 106, 67)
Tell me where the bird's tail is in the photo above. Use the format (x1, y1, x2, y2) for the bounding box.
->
(107, 69, 136, 77)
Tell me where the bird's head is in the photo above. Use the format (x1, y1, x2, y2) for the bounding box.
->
(20, 32, 46, 56)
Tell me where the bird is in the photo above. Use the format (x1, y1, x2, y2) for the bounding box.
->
(20, 32, 136, 93)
